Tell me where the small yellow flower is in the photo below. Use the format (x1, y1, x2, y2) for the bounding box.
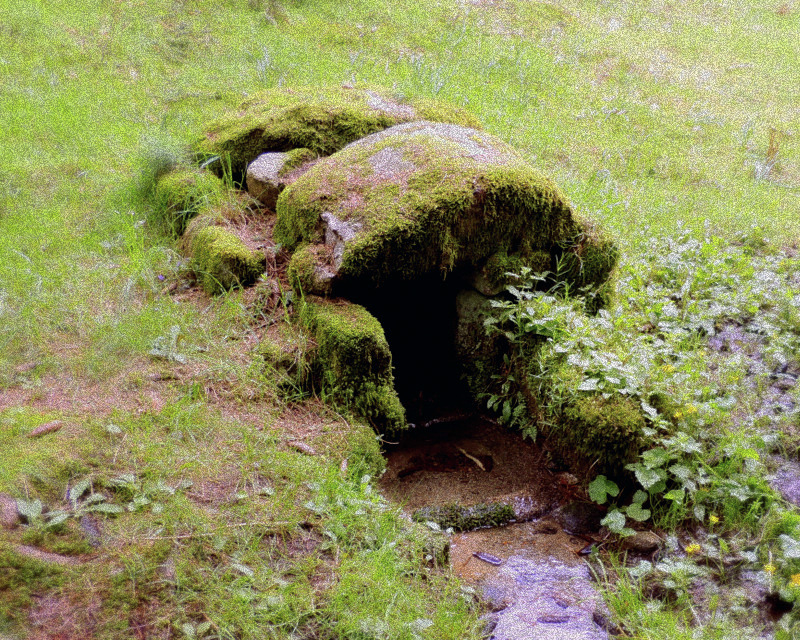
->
(791, 573, 800, 587)
(674, 411, 684, 419)
(764, 563, 777, 574)
(662, 364, 676, 373)
(684, 404, 698, 415)
(685, 543, 701, 555)
(709, 515, 720, 525)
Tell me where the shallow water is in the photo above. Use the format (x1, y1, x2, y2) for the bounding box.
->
(380, 416, 610, 639)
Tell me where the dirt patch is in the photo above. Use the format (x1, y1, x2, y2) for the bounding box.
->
(28, 593, 101, 640)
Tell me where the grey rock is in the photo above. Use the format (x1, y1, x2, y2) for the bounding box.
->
(769, 459, 800, 507)
(322, 211, 361, 269)
(552, 501, 605, 535)
(246, 152, 289, 209)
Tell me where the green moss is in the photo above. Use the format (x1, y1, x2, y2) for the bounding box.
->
(179, 208, 227, 252)
(454, 289, 508, 399)
(412, 502, 515, 532)
(343, 422, 386, 479)
(297, 297, 406, 434)
(187, 226, 263, 295)
(556, 218, 619, 312)
(552, 394, 647, 478)
(20, 523, 93, 556)
(152, 167, 225, 235)
(472, 250, 552, 295)
(287, 244, 315, 292)
(193, 85, 482, 177)
(257, 326, 309, 395)
(274, 122, 583, 288)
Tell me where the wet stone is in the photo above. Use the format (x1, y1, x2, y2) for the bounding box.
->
(621, 530, 662, 554)
(490, 556, 609, 640)
(451, 525, 610, 640)
(552, 501, 605, 535)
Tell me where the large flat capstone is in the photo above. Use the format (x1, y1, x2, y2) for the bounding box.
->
(276, 120, 584, 293)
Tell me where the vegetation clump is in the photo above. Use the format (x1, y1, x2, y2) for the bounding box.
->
(186, 225, 263, 294)
(297, 297, 406, 434)
(412, 502, 516, 532)
(152, 167, 225, 235)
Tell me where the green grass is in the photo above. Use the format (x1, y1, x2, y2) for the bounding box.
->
(1, 0, 799, 637)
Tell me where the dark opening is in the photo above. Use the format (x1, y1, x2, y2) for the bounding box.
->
(345, 271, 474, 426)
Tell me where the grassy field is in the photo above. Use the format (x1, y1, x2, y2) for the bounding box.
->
(1, 0, 799, 638)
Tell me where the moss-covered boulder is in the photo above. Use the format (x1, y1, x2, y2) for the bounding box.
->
(274, 120, 608, 293)
(193, 86, 481, 177)
(186, 226, 263, 295)
(297, 297, 405, 434)
(454, 289, 508, 399)
(152, 167, 225, 235)
(553, 394, 646, 478)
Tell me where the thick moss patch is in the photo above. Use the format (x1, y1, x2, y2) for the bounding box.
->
(297, 297, 405, 434)
(0, 543, 66, 624)
(274, 121, 586, 290)
(193, 85, 481, 177)
(556, 394, 646, 478)
(152, 167, 225, 235)
(412, 502, 516, 532)
(187, 226, 263, 295)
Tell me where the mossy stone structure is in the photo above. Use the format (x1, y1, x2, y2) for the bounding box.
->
(275, 120, 621, 449)
(193, 85, 481, 179)
(186, 86, 640, 477)
(185, 225, 263, 295)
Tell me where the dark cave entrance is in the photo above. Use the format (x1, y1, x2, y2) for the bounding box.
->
(344, 271, 475, 427)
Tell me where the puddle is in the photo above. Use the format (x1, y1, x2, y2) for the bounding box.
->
(380, 415, 565, 520)
(380, 415, 611, 639)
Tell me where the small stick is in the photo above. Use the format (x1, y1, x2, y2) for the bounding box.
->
(457, 447, 486, 471)
(28, 420, 63, 438)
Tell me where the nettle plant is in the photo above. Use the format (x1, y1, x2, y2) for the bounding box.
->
(486, 225, 800, 589)
(17, 473, 193, 530)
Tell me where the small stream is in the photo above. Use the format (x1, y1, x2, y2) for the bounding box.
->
(379, 416, 612, 639)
